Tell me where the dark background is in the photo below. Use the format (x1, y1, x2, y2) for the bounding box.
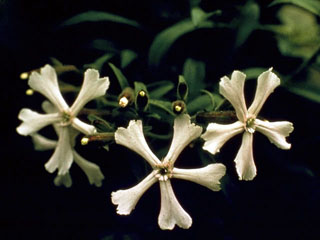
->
(1, 0, 320, 239)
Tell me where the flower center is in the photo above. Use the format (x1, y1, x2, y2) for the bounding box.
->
(245, 117, 256, 133)
(155, 161, 173, 181)
(60, 111, 73, 126)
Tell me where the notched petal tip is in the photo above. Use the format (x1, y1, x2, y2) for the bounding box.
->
(111, 172, 157, 215)
(54, 173, 72, 188)
(158, 181, 192, 230)
(201, 121, 244, 155)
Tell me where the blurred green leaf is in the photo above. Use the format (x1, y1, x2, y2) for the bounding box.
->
(270, 0, 320, 16)
(177, 75, 188, 101)
(183, 58, 206, 100)
(149, 99, 175, 116)
(121, 49, 138, 68)
(235, 2, 260, 48)
(108, 63, 129, 90)
(187, 94, 212, 114)
(191, 7, 221, 26)
(84, 53, 114, 71)
(87, 114, 114, 132)
(61, 11, 141, 28)
(148, 19, 216, 67)
(264, 5, 320, 59)
(148, 81, 175, 99)
(201, 90, 223, 111)
(90, 39, 118, 52)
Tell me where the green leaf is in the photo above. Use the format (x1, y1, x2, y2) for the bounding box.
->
(61, 11, 141, 28)
(90, 39, 118, 52)
(148, 81, 175, 99)
(108, 63, 129, 90)
(87, 114, 114, 132)
(177, 75, 188, 101)
(121, 49, 138, 68)
(84, 53, 114, 71)
(149, 99, 175, 116)
(191, 7, 222, 26)
(148, 19, 216, 67)
(187, 94, 212, 114)
(201, 90, 223, 111)
(285, 82, 320, 103)
(235, 2, 260, 48)
(183, 58, 206, 100)
(270, 0, 320, 16)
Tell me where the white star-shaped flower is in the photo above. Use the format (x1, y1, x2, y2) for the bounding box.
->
(112, 114, 226, 230)
(201, 68, 294, 181)
(17, 64, 110, 177)
(29, 101, 105, 187)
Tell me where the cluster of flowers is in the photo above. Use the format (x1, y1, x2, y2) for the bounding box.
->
(17, 64, 294, 230)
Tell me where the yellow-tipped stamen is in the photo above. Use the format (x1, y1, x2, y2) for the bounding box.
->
(25, 89, 34, 96)
(119, 96, 129, 108)
(81, 137, 89, 145)
(139, 90, 146, 97)
(20, 72, 29, 80)
(174, 105, 182, 113)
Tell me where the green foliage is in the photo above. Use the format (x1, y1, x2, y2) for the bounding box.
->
(108, 63, 129, 90)
(235, 1, 260, 48)
(120, 49, 138, 68)
(148, 81, 175, 99)
(62, 11, 141, 28)
(270, 0, 320, 16)
(148, 19, 216, 67)
(84, 53, 114, 71)
(182, 58, 206, 100)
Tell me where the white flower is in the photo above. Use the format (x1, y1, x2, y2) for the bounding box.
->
(201, 68, 294, 181)
(17, 64, 110, 176)
(112, 114, 226, 230)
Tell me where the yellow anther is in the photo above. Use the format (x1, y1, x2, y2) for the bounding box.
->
(174, 105, 182, 112)
(119, 96, 129, 108)
(25, 89, 34, 95)
(139, 90, 146, 97)
(81, 137, 89, 145)
(20, 72, 29, 80)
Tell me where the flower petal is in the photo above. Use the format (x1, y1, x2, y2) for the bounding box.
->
(219, 71, 248, 122)
(73, 150, 105, 187)
(248, 68, 280, 116)
(71, 117, 96, 135)
(111, 171, 157, 215)
(234, 132, 256, 181)
(30, 133, 57, 151)
(172, 163, 226, 191)
(70, 69, 110, 116)
(164, 114, 202, 164)
(201, 121, 244, 155)
(255, 118, 293, 150)
(158, 180, 192, 230)
(28, 64, 69, 111)
(115, 120, 161, 167)
(45, 126, 73, 175)
(16, 108, 61, 136)
(42, 100, 58, 114)
(54, 172, 72, 188)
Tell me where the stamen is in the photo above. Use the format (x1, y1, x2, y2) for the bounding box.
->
(60, 111, 73, 126)
(20, 72, 29, 80)
(25, 89, 34, 96)
(155, 161, 173, 181)
(139, 90, 146, 97)
(246, 118, 256, 133)
(119, 96, 129, 108)
(81, 137, 89, 145)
